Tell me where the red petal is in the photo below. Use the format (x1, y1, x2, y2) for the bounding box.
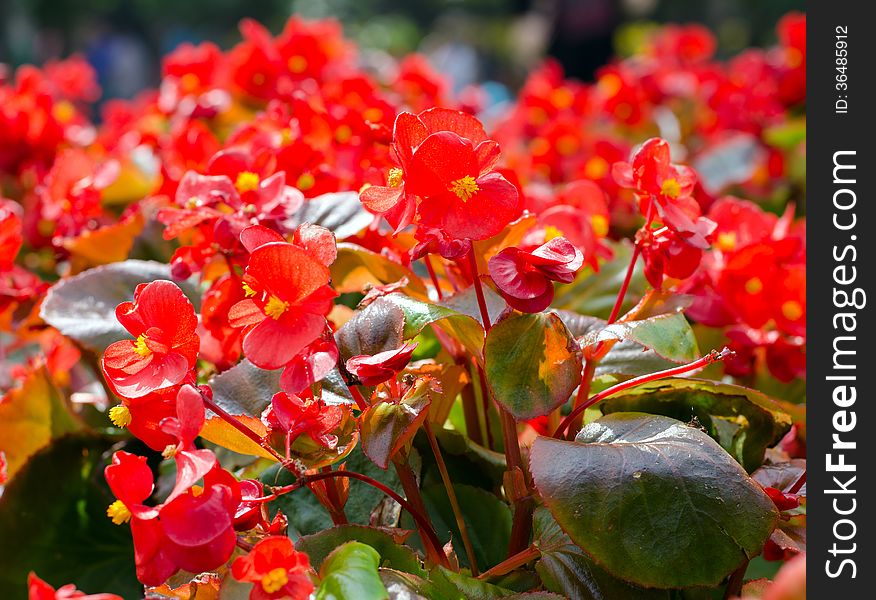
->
(417, 107, 489, 144)
(360, 184, 404, 214)
(107, 352, 191, 398)
(243, 312, 326, 370)
(105, 451, 154, 505)
(167, 449, 217, 503)
(488, 248, 550, 300)
(405, 132, 477, 197)
(246, 242, 330, 303)
(240, 225, 285, 253)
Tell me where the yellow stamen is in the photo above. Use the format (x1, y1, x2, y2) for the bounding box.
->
(109, 405, 132, 428)
(584, 156, 609, 180)
(745, 278, 764, 295)
(191, 485, 204, 497)
(107, 500, 132, 525)
(296, 172, 315, 191)
(449, 176, 479, 202)
(781, 301, 803, 321)
(591, 214, 609, 237)
(180, 73, 200, 93)
(335, 125, 352, 144)
(133, 334, 151, 357)
(264, 295, 289, 320)
(52, 101, 76, 124)
(716, 231, 737, 252)
(261, 567, 289, 594)
(387, 167, 404, 187)
(162, 445, 178, 460)
(185, 196, 200, 209)
(660, 178, 681, 199)
(288, 55, 308, 74)
(235, 171, 261, 194)
(543, 225, 564, 241)
(242, 282, 257, 298)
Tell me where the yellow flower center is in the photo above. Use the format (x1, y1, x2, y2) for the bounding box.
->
(133, 334, 151, 357)
(543, 225, 564, 241)
(297, 172, 315, 191)
(180, 73, 200, 93)
(242, 282, 257, 298)
(109, 405, 132, 428)
(264, 295, 289, 320)
(716, 231, 737, 252)
(660, 178, 681, 199)
(387, 167, 404, 187)
(162, 445, 178, 459)
(745, 277, 764, 295)
(52, 101, 76, 124)
(591, 214, 609, 237)
(288, 55, 308, 74)
(584, 156, 609, 180)
(335, 125, 353, 144)
(781, 300, 803, 321)
(449, 176, 479, 202)
(261, 567, 289, 594)
(107, 500, 132, 525)
(235, 171, 261, 193)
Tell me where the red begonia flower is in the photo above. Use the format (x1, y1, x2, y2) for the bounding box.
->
(1, 199, 23, 270)
(102, 280, 199, 399)
(231, 536, 314, 600)
(488, 237, 584, 313)
(263, 391, 344, 453)
(27, 572, 122, 600)
(229, 242, 336, 370)
(641, 219, 716, 288)
(346, 341, 418, 386)
(159, 385, 217, 502)
(108, 385, 180, 451)
(234, 479, 267, 531)
(278, 330, 339, 395)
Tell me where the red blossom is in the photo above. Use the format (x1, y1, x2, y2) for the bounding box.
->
(27, 572, 122, 600)
(102, 280, 199, 399)
(346, 341, 418, 386)
(231, 536, 314, 600)
(263, 391, 345, 453)
(488, 237, 584, 313)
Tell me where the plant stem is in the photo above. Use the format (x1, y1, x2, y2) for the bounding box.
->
(788, 471, 806, 494)
(198, 390, 287, 464)
(553, 347, 734, 439)
(425, 255, 444, 301)
(723, 560, 749, 600)
(466, 245, 532, 556)
(476, 544, 540, 580)
(567, 359, 597, 438)
(424, 421, 480, 574)
(348, 386, 369, 411)
(321, 465, 349, 525)
(393, 458, 449, 568)
(606, 242, 643, 324)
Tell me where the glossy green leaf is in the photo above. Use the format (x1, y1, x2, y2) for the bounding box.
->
(430, 567, 513, 600)
(360, 378, 434, 469)
(530, 413, 779, 589)
(0, 436, 139, 597)
(484, 312, 582, 420)
(533, 507, 673, 600)
(336, 296, 406, 364)
(579, 313, 699, 364)
(402, 484, 512, 571)
(316, 541, 389, 600)
(331, 243, 427, 296)
(40, 259, 201, 351)
(601, 378, 796, 471)
(297, 525, 426, 576)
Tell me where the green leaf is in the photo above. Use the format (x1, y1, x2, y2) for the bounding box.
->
(317, 541, 389, 600)
(533, 507, 672, 600)
(403, 484, 512, 571)
(579, 313, 699, 364)
(336, 296, 406, 363)
(430, 567, 514, 600)
(210, 359, 281, 418)
(0, 435, 140, 597)
(290, 191, 373, 239)
(530, 413, 779, 589)
(331, 243, 427, 296)
(552, 242, 646, 319)
(265, 445, 405, 537)
(383, 296, 478, 362)
(40, 259, 201, 351)
(360, 378, 434, 469)
(379, 569, 447, 599)
(484, 312, 582, 420)
(297, 525, 426, 576)
(600, 378, 796, 471)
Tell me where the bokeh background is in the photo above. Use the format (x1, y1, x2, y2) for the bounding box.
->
(3, 0, 803, 103)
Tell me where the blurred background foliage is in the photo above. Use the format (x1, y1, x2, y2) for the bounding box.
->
(3, 0, 803, 101)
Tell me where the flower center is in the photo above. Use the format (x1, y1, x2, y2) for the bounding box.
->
(261, 567, 289, 594)
(591, 214, 609, 237)
(242, 282, 257, 298)
(449, 176, 479, 202)
(543, 225, 564, 241)
(387, 167, 404, 187)
(109, 405, 132, 428)
(716, 231, 737, 251)
(133, 334, 151, 357)
(107, 500, 132, 525)
(660, 178, 681, 199)
(288, 55, 308, 74)
(235, 171, 261, 193)
(781, 300, 803, 321)
(162, 444, 178, 459)
(744, 277, 764, 295)
(264, 295, 289, 320)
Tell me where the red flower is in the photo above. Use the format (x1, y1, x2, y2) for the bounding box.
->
(159, 385, 218, 502)
(1, 199, 23, 270)
(102, 280, 199, 398)
(27, 572, 122, 600)
(360, 108, 521, 240)
(263, 391, 344, 454)
(229, 241, 336, 370)
(488, 237, 584, 313)
(641, 219, 716, 288)
(104, 451, 240, 586)
(612, 138, 706, 245)
(109, 386, 179, 452)
(346, 341, 418, 386)
(231, 536, 314, 600)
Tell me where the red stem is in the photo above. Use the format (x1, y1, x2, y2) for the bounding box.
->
(477, 544, 540, 580)
(467, 247, 492, 330)
(553, 347, 734, 439)
(788, 471, 807, 495)
(199, 391, 287, 464)
(606, 242, 643, 324)
(425, 255, 445, 301)
(348, 386, 369, 412)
